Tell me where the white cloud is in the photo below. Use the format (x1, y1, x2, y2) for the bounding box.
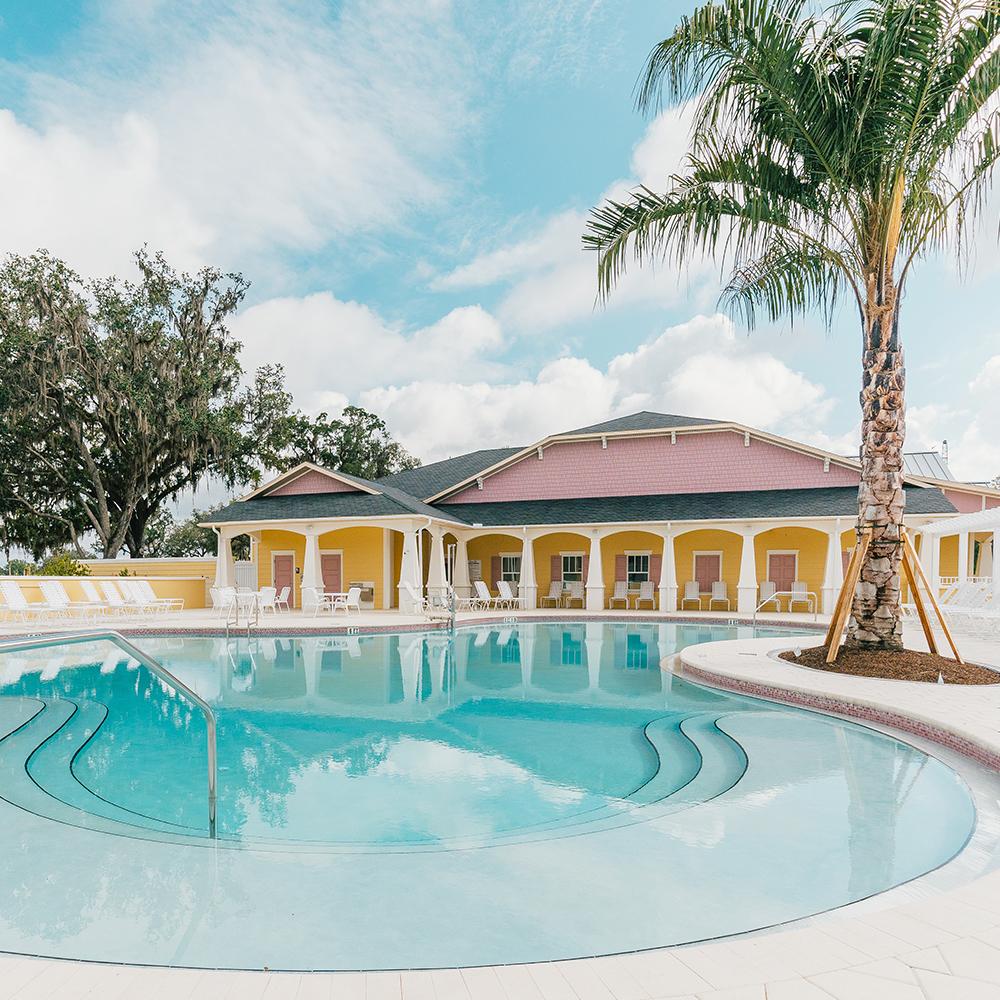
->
(1, 0, 476, 276)
(360, 313, 838, 461)
(947, 357, 1000, 482)
(232, 293, 506, 413)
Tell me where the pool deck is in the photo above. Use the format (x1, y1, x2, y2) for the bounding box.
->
(1, 618, 999, 998)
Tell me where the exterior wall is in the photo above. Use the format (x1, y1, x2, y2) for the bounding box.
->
(532, 532, 591, 598)
(672, 529, 744, 610)
(753, 527, 827, 602)
(442, 431, 859, 504)
(599, 530, 665, 597)
(257, 527, 386, 608)
(943, 489, 986, 513)
(4, 575, 208, 608)
(82, 557, 215, 582)
(939, 535, 958, 578)
(268, 471, 357, 496)
(467, 533, 522, 591)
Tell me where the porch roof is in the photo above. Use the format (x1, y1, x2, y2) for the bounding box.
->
(436, 484, 956, 527)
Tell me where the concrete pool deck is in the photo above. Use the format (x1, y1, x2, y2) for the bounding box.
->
(0, 619, 998, 998)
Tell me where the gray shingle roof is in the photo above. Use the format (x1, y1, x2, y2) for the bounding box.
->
(203, 489, 465, 526)
(437, 485, 955, 526)
(558, 411, 724, 437)
(378, 447, 523, 500)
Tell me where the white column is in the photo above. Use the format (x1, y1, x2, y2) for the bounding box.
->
(585, 622, 603, 690)
(397, 526, 422, 613)
(958, 531, 970, 583)
(822, 519, 844, 615)
(658, 525, 676, 612)
(301, 527, 323, 591)
(736, 526, 758, 614)
(213, 527, 237, 589)
(399, 637, 423, 702)
(426, 527, 447, 594)
(452, 535, 472, 598)
(519, 531, 537, 609)
(585, 531, 604, 610)
(993, 530, 999, 591)
(382, 528, 393, 609)
(301, 639, 320, 699)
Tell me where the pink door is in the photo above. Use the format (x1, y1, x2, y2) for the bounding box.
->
(321, 553, 342, 593)
(694, 554, 721, 592)
(273, 554, 295, 606)
(768, 553, 796, 593)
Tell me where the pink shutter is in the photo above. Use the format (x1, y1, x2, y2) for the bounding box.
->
(550, 555, 561, 581)
(614, 555, 627, 582)
(490, 556, 501, 588)
(650, 554, 662, 582)
(582, 555, 589, 579)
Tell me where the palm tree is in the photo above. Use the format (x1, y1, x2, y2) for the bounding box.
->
(584, 0, 1000, 651)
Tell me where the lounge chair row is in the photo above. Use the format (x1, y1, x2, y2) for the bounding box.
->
(0, 578, 183, 621)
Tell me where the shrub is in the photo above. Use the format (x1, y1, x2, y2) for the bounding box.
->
(39, 551, 91, 577)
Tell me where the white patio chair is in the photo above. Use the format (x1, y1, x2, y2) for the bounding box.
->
(118, 579, 170, 615)
(257, 586, 278, 614)
(474, 580, 500, 609)
(133, 579, 184, 611)
(608, 580, 629, 609)
(635, 580, 656, 610)
(681, 581, 702, 610)
(539, 580, 563, 608)
(301, 586, 332, 617)
(275, 586, 291, 612)
(757, 580, 780, 611)
(496, 580, 519, 609)
(332, 586, 362, 615)
(788, 581, 815, 613)
(564, 581, 585, 608)
(99, 580, 147, 616)
(402, 581, 430, 614)
(708, 580, 731, 610)
(80, 580, 113, 616)
(0, 581, 55, 621)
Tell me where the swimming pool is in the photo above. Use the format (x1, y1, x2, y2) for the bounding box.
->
(0, 622, 977, 969)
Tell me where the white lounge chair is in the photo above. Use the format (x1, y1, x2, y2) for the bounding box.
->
(80, 580, 113, 615)
(635, 580, 656, 610)
(301, 586, 333, 617)
(757, 580, 780, 611)
(331, 586, 362, 615)
(788, 581, 816, 613)
(99, 581, 148, 616)
(564, 581, 585, 608)
(133, 579, 184, 611)
(608, 580, 629, 609)
(708, 580, 731, 610)
(540, 581, 563, 608)
(120, 579, 177, 613)
(39, 580, 97, 620)
(0, 581, 54, 621)
(496, 580, 519, 609)
(474, 580, 500, 609)
(681, 581, 701, 610)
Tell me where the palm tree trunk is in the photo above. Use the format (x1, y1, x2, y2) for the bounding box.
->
(847, 279, 905, 651)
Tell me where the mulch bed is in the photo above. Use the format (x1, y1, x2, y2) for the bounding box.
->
(779, 645, 1000, 684)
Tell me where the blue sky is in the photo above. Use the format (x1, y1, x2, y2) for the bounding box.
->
(1, 0, 998, 483)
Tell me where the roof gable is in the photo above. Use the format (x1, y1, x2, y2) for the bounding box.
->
(242, 461, 381, 501)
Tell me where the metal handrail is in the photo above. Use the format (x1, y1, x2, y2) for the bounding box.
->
(752, 590, 819, 626)
(0, 630, 217, 838)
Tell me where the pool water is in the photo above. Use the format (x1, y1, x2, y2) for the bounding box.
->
(0, 622, 977, 970)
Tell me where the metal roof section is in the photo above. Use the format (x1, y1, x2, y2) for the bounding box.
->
(903, 451, 956, 481)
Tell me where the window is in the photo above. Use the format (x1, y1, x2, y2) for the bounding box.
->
(625, 632, 649, 669)
(560, 631, 583, 665)
(500, 553, 521, 582)
(693, 552, 722, 593)
(561, 553, 584, 582)
(626, 553, 650, 586)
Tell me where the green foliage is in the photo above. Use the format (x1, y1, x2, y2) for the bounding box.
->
(38, 551, 91, 576)
(146, 506, 250, 560)
(1, 558, 35, 576)
(265, 404, 419, 480)
(584, 0, 1000, 328)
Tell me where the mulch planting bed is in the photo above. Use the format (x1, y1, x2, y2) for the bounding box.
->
(779, 645, 1000, 684)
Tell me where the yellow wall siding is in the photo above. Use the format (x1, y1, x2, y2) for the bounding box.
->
(599, 531, 665, 598)
(318, 526, 386, 607)
(939, 535, 958, 578)
(257, 530, 306, 606)
(672, 529, 743, 610)
(753, 527, 828, 598)
(82, 558, 215, 580)
(467, 533, 522, 592)
(533, 532, 590, 596)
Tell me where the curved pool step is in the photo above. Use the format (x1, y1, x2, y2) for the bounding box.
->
(26, 698, 199, 837)
(0, 698, 206, 845)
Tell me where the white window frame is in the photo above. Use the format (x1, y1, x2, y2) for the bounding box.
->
(625, 550, 651, 589)
(500, 551, 522, 583)
(766, 550, 798, 591)
(692, 550, 723, 594)
(560, 551, 585, 584)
